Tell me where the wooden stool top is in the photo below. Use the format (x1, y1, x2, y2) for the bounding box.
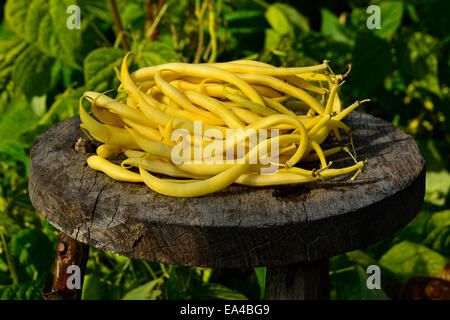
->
(29, 112, 425, 268)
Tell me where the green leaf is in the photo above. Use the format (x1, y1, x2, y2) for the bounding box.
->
(379, 241, 447, 282)
(0, 141, 28, 166)
(426, 210, 450, 233)
(0, 38, 28, 104)
(81, 275, 121, 300)
(320, 8, 353, 45)
(84, 47, 125, 92)
(0, 100, 39, 142)
(0, 281, 43, 300)
(272, 3, 309, 33)
(136, 42, 180, 69)
(5, 0, 82, 68)
(122, 278, 163, 300)
(396, 31, 441, 97)
(351, 36, 392, 97)
(12, 46, 55, 100)
(425, 171, 450, 206)
(423, 226, 450, 256)
(264, 29, 281, 50)
(8, 229, 53, 282)
(265, 4, 292, 37)
(189, 283, 248, 300)
(253, 267, 266, 299)
(30, 95, 47, 117)
(373, 1, 404, 38)
(346, 250, 378, 267)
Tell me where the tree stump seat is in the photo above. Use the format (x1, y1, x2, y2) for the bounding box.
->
(28, 112, 426, 300)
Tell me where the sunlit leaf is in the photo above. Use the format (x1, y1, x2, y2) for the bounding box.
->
(320, 8, 353, 45)
(396, 31, 441, 97)
(265, 4, 292, 37)
(189, 283, 248, 300)
(373, 1, 404, 38)
(122, 278, 163, 300)
(253, 267, 266, 299)
(5, 0, 82, 68)
(84, 47, 125, 92)
(379, 241, 447, 282)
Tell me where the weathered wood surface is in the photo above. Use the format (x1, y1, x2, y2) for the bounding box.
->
(265, 260, 329, 300)
(29, 112, 425, 268)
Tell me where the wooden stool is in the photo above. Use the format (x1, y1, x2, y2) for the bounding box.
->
(29, 112, 425, 300)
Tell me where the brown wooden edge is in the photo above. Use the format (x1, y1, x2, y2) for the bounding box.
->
(42, 233, 90, 300)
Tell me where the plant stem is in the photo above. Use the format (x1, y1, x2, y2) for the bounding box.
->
(109, 0, 130, 51)
(193, 0, 208, 63)
(170, 23, 178, 50)
(160, 263, 170, 278)
(145, 0, 153, 35)
(207, 2, 217, 63)
(0, 230, 18, 285)
(146, 2, 169, 41)
(142, 261, 158, 280)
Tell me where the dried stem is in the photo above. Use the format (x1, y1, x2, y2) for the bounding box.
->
(109, 0, 130, 51)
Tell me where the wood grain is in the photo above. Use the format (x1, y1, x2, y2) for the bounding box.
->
(28, 112, 425, 268)
(265, 260, 329, 299)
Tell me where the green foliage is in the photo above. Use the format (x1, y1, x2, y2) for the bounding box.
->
(372, 1, 403, 38)
(379, 241, 447, 282)
(84, 48, 125, 92)
(8, 229, 53, 282)
(5, 0, 82, 69)
(0, 0, 449, 300)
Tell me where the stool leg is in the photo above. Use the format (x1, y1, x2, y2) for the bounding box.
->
(42, 233, 90, 300)
(265, 259, 329, 300)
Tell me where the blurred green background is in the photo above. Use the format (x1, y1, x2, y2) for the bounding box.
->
(0, 0, 449, 300)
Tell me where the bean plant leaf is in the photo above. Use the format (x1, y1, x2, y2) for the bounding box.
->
(265, 4, 292, 37)
(270, 3, 310, 34)
(189, 283, 248, 300)
(0, 100, 39, 142)
(0, 39, 28, 104)
(253, 267, 266, 299)
(12, 45, 55, 100)
(423, 226, 450, 256)
(84, 47, 125, 92)
(264, 29, 281, 50)
(425, 210, 450, 234)
(373, 1, 404, 38)
(320, 8, 353, 45)
(396, 31, 441, 97)
(379, 240, 448, 282)
(425, 171, 450, 206)
(0, 281, 43, 300)
(5, 0, 82, 69)
(8, 229, 53, 282)
(135, 41, 180, 69)
(122, 278, 163, 300)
